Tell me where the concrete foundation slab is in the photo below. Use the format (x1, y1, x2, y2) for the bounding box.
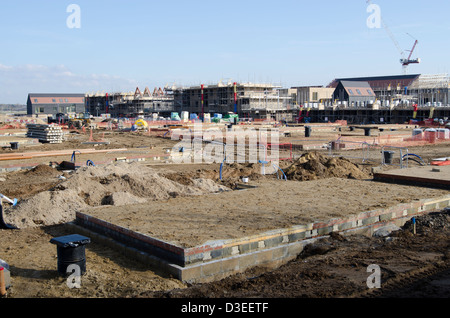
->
(73, 194, 450, 283)
(374, 165, 450, 189)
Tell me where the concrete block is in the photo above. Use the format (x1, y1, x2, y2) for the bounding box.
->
(288, 231, 306, 242)
(361, 216, 379, 226)
(238, 253, 257, 269)
(272, 245, 288, 260)
(221, 257, 240, 274)
(287, 242, 304, 258)
(379, 212, 393, 222)
(255, 248, 273, 265)
(317, 226, 333, 236)
(180, 264, 202, 283)
(201, 260, 223, 278)
(210, 248, 223, 260)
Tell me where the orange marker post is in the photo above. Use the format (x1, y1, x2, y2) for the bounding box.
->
(0, 267, 6, 296)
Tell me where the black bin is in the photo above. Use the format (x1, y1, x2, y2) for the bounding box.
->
(383, 151, 395, 164)
(305, 126, 312, 138)
(10, 142, 19, 150)
(50, 234, 91, 275)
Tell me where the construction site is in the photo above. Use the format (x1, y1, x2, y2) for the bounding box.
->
(0, 111, 449, 300)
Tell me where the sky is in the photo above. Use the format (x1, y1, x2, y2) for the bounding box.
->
(0, 0, 449, 104)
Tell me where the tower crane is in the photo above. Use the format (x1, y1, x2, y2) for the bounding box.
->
(366, 0, 421, 74)
(400, 34, 420, 74)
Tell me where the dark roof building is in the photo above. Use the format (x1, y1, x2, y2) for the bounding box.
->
(27, 93, 86, 116)
(328, 74, 420, 91)
(332, 81, 376, 106)
(328, 74, 449, 107)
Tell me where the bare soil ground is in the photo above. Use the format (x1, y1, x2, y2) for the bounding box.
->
(0, 127, 449, 300)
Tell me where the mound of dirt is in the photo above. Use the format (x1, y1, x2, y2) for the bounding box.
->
(284, 152, 371, 181)
(164, 162, 267, 189)
(400, 210, 450, 235)
(3, 161, 229, 229)
(25, 164, 61, 177)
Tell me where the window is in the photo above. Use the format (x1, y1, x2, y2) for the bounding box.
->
(65, 99, 68, 102)
(52, 99, 56, 103)
(367, 89, 372, 95)
(34, 99, 38, 103)
(312, 92, 318, 101)
(59, 99, 64, 103)
(348, 89, 354, 95)
(356, 89, 362, 95)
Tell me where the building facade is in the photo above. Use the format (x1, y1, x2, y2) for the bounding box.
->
(293, 86, 335, 108)
(27, 93, 85, 116)
(328, 74, 449, 108)
(332, 81, 377, 107)
(173, 82, 292, 118)
(85, 87, 175, 118)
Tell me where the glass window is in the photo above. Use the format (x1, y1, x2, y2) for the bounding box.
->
(356, 89, 362, 95)
(34, 99, 38, 103)
(52, 99, 56, 103)
(348, 89, 354, 95)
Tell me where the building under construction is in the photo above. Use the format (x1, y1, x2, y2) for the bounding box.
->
(85, 87, 174, 118)
(82, 73, 449, 124)
(311, 73, 450, 124)
(172, 81, 292, 119)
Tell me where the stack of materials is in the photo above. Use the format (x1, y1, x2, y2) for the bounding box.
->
(26, 124, 65, 144)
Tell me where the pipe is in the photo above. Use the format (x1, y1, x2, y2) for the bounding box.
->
(219, 156, 228, 181)
(402, 153, 426, 166)
(71, 150, 81, 162)
(273, 164, 287, 181)
(0, 194, 17, 206)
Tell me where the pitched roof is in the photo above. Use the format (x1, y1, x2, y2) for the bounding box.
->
(328, 74, 420, 89)
(28, 93, 85, 105)
(337, 81, 376, 97)
(28, 93, 85, 98)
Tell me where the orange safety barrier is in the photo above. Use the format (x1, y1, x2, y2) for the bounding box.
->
(431, 160, 450, 166)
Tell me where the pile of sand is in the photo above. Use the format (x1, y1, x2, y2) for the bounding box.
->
(4, 161, 229, 229)
(164, 162, 267, 189)
(284, 152, 371, 181)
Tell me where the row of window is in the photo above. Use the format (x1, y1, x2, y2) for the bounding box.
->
(35, 105, 78, 113)
(33, 98, 71, 103)
(348, 89, 372, 96)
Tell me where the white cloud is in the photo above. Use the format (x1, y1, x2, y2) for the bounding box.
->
(0, 63, 138, 104)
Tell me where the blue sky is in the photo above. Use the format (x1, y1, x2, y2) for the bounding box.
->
(0, 0, 449, 104)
